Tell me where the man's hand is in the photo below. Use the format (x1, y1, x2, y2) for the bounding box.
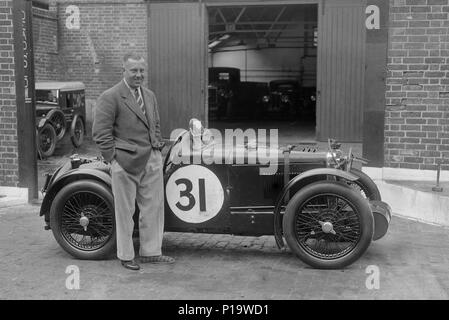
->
(155, 141, 165, 151)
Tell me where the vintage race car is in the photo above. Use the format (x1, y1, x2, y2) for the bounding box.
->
(39, 119, 391, 269)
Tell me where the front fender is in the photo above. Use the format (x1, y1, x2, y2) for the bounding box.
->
(273, 168, 359, 249)
(40, 167, 112, 223)
(37, 117, 49, 129)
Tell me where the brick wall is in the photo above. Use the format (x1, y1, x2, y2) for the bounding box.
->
(56, 0, 148, 97)
(385, 0, 449, 170)
(32, 6, 60, 81)
(0, 0, 19, 186)
(54, 0, 148, 130)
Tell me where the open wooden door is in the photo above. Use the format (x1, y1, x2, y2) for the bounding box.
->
(148, 2, 207, 138)
(316, 0, 366, 142)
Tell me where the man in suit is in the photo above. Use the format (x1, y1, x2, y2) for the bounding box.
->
(93, 53, 175, 270)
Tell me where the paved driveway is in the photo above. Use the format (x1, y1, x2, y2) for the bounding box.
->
(1, 204, 448, 300)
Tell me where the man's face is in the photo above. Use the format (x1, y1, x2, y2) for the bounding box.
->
(123, 58, 146, 89)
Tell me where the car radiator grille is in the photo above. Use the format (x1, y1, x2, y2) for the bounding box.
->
(263, 165, 303, 198)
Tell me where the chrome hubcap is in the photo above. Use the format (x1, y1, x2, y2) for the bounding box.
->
(79, 216, 89, 231)
(322, 221, 333, 233)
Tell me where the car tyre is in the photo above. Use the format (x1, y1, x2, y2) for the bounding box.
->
(341, 169, 381, 201)
(70, 115, 84, 148)
(48, 109, 67, 141)
(36, 128, 42, 160)
(283, 181, 374, 269)
(50, 180, 116, 260)
(38, 122, 57, 158)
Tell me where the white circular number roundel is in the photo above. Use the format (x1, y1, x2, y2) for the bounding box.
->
(166, 165, 224, 223)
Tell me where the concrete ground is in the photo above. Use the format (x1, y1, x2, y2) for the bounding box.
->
(386, 180, 449, 198)
(0, 203, 448, 300)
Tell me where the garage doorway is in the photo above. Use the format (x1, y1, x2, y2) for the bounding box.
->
(207, 4, 318, 144)
(148, 0, 367, 144)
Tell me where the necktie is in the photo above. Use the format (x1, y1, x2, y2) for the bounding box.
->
(134, 88, 145, 115)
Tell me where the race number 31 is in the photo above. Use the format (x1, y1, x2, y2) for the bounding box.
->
(166, 165, 224, 223)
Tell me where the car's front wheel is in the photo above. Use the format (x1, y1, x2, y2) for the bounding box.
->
(70, 115, 84, 148)
(38, 122, 57, 158)
(283, 181, 374, 269)
(50, 180, 116, 260)
(48, 109, 67, 141)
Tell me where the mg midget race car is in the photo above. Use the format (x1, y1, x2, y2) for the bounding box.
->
(39, 119, 391, 269)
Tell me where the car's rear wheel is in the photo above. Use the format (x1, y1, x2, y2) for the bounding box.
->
(70, 115, 84, 148)
(50, 180, 116, 260)
(38, 122, 57, 158)
(283, 181, 374, 269)
(48, 109, 66, 141)
(36, 128, 42, 160)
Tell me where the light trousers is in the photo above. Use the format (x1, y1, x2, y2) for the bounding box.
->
(111, 150, 164, 261)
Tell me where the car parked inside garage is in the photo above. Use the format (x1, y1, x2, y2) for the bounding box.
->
(208, 67, 241, 120)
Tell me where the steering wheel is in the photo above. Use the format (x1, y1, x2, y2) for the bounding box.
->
(163, 119, 214, 174)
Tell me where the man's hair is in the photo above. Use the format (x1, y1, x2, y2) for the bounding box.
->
(123, 52, 145, 63)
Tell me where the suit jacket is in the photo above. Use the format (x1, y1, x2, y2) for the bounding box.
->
(92, 80, 164, 174)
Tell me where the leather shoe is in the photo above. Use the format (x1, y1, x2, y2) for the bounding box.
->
(140, 255, 175, 264)
(120, 259, 140, 271)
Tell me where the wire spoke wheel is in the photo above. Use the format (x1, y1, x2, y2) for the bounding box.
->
(49, 110, 66, 140)
(38, 123, 56, 158)
(70, 116, 84, 148)
(342, 169, 381, 201)
(60, 191, 114, 251)
(295, 194, 361, 260)
(283, 181, 373, 269)
(346, 181, 367, 198)
(50, 180, 116, 260)
(39, 126, 53, 152)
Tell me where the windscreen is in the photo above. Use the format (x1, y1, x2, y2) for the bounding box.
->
(36, 89, 58, 105)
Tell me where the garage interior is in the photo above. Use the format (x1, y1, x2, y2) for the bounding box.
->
(207, 4, 318, 144)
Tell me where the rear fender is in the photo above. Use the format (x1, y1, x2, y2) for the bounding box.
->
(40, 168, 112, 223)
(273, 168, 359, 249)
